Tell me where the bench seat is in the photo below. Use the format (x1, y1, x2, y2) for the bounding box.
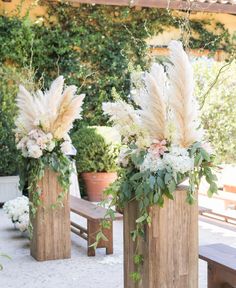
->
(199, 244, 236, 288)
(70, 195, 122, 256)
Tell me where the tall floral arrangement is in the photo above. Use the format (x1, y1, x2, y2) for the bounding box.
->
(15, 76, 85, 218)
(102, 41, 217, 281)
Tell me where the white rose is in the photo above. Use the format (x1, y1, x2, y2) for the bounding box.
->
(60, 141, 73, 155)
(28, 144, 43, 159)
(47, 140, 56, 152)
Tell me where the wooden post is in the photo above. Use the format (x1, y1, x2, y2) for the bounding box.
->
(30, 169, 71, 261)
(124, 186, 198, 288)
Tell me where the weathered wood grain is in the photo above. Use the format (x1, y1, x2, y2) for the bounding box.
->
(124, 186, 198, 288)
(30, 169, 71, 261)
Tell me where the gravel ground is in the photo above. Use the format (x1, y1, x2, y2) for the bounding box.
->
(1, 209, 236, 288)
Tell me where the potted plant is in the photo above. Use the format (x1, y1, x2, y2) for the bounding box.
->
(72, 126, 119, 202)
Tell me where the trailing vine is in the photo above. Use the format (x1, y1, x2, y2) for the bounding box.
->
(19, 143, 73, 237)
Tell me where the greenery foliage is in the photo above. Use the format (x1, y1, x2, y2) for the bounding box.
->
(98, 141, 218, 281)
(0, 65, 36, 176)
(194, 58, 236, 163)
(72, 126, 119, 173)
(0, 3, 234, 126)
(0, 3, 235, 177)
(19, 141, 73, 235)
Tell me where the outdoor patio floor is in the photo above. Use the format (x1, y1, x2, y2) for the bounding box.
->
(1, 208, 236, 288)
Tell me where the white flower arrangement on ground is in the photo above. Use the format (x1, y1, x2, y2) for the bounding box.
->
(3, 196, 29, 232)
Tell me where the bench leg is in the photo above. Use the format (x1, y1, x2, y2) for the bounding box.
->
(208, 263, 236, 288)
(87, 220, 99, 257)
(87, 219, 113, 256)
(104, 223, 113, 255)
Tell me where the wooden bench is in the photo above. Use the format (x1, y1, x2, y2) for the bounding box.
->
(70, 195, 122, 256)
(199, 206, 236, 225)
(199, 244, 236, 288)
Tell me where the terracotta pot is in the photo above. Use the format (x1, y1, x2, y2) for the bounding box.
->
(82, 172, 117, 202)
(224, 184, 236, 193)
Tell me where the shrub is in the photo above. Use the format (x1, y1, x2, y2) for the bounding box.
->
(71, 126, 120, 173)
(0, 65, 37, 176)
(193, 58, 236, 164)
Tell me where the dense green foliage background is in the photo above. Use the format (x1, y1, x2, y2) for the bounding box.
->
(0, 2, 235, 175)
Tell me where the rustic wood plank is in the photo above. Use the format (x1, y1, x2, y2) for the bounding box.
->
(71, 221, 88, 234)
(124, 186, 198, 288)
(87, 219, 113, 256)
(71, 227, 88, 240)
(70, 195, 123, 220)
(30, 169, 71, 261)
(207, 263, 236, 288)
(64, 0, 236, 15)
(199, 244, 236, 273)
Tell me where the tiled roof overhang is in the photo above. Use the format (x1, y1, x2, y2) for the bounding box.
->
(67, 0, 236, 14)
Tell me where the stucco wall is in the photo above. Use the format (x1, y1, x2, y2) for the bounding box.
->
(1, 0, 236, 49)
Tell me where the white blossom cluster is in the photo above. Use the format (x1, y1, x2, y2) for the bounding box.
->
(140, 146, 194, 174)
(140, 152, 166, 172)
(16, 128, 74, 159)
(16, 129, 55, 158)
(117, 147, 130, 167)
(163, 146, 194, 174)
(3, 196, 29, 232)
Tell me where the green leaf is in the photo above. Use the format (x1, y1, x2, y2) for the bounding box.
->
(149, 175, 156, 189)
(167, 179, 176, 194)
(200, 149, 211, 162)
(130, 172, 143, 181)
(136, 215, 147, 223)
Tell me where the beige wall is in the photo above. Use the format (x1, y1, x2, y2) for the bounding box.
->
(148, 11, 236, 46)
(1, 0, 45, 19)
(1, 0, 236, 48)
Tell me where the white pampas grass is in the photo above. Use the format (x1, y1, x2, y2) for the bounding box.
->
(15, 76, 85, 140)
(168, 40, 202, 147)
(102, 40, 202, 150)
(134, 63, 167, 141)
(102, 100, 142, 139)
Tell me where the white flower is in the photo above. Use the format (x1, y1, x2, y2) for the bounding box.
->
(27, 144, 43, 159)
(140, 152, 166, 172)
(15, 213, 29, 232)
(3, 196, 29, 232)
(169, 146, 189, 157)
(60, 140, 73, 155)
(46, 140, 55, 152)
(118, 147, 130, 167)
(163, 147, 194, 174)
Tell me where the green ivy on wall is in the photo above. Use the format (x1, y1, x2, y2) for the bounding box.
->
(0, 2, 234, 175)
(0, 2, 233, 126)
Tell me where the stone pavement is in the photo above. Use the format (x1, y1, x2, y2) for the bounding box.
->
(1, 209, 236, 288)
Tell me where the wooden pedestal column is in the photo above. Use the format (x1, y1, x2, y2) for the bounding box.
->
(124, 186, 198, 288)
(30, 169, 71, 261)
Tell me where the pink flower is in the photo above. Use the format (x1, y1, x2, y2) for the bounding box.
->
(148, 139, 167, 157)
